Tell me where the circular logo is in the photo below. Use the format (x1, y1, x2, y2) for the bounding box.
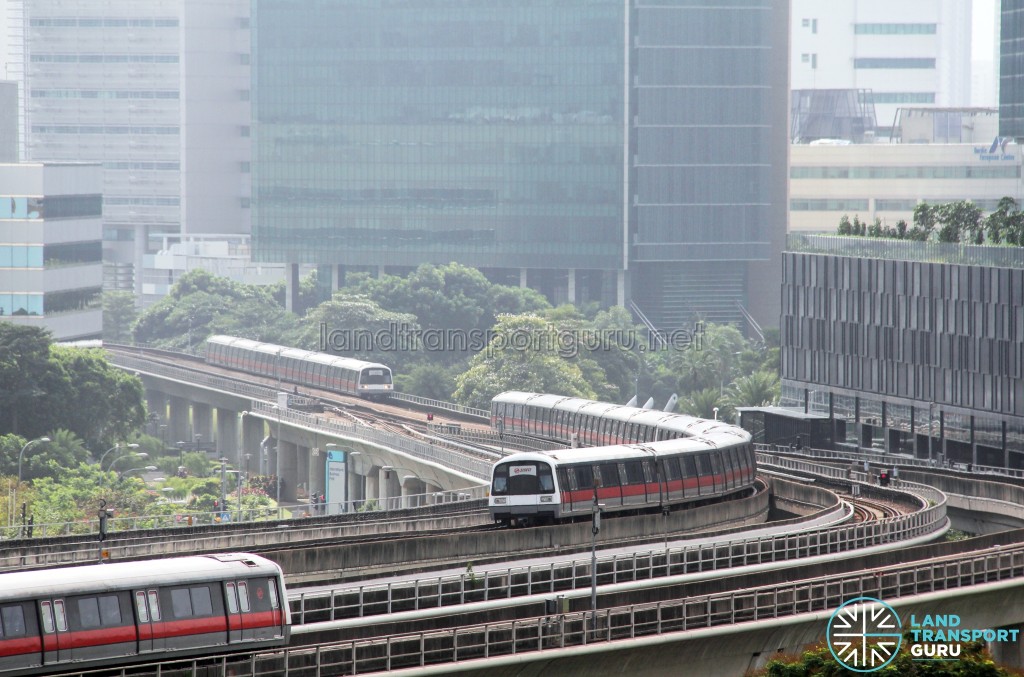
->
(827, 597, 903, 672)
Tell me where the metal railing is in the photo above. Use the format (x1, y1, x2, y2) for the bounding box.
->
(290, 471, 945, 624)
(788, 232, 1024, 270)
(391, 392, 490, 420)
(276, 541, 1019, 675)
(108, 352, 319, 407)
(251, 401, 493, 480)
(0, 496, 488, 571)
(55, 538, 1023, 676)
(756, 443, 1024, 480)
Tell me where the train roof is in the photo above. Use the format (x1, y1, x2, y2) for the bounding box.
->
(494, 437, 722, 467)
(492, 391, 750, 444)
(206, 335, 391, 373)
(0, 553, 283, 602)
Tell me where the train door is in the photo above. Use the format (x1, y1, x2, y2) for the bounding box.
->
(236, 578, 284, 640)
(39, 599, 71, 666)
(224, 582, 245, 643)
(134, 590, 164, 653)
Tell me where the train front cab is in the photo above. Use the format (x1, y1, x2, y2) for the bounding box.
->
(489, 458, 557, 526)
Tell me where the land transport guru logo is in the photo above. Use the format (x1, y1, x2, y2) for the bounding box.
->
(827, 597, 902, 672)
(826, 596, 1021, 672)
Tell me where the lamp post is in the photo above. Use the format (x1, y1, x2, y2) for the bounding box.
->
(105, 454, 148, 485)
(274, 397, 284, 511)
(239, 453, 250, 522)
(98, 443, 139, 470)
(17, 437, 50, 485)
(118, 465, 157, 481)
(929, 402, 936, 466)
(713, 407, 719, 421)
(219, 457, 229, 520)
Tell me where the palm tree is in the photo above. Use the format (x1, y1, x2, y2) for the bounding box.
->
(727, 371, 780, 409)
(677, 387, 732, 421)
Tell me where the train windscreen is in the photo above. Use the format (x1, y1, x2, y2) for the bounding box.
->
(491, 461, 555, 495)
(360, 368, 392, 385)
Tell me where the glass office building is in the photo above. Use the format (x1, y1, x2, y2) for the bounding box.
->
(1001, 0, 1024, 139)
(252, 0, 788, 327)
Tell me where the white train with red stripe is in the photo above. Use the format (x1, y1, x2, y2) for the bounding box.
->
(0, 553, 289, 675)
(488, 392, 755, 525)
(205, 335, 393, 399)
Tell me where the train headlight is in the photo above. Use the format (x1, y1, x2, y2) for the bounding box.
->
(540, 496, 553, 503)
(493, 497, 507, 504)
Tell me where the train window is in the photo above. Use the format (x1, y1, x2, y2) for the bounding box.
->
(642, 460, 656, 483)
(225, 583, 239, 614)
(191, 586, 214, 616)
(147, 590, 161, 621)
(77, 595, 121, 629)
(54, 600, 67, 632)
(247, 579, 277, 612)
(238, 582, 251, 612)
(1, 605, 26, 637)
(170, 589, 192, 618)
(100, 595, 122, 625)
(135, 591, 149, 623)
(624, 461, 644, 484)
(78, 598, 101, 629)
(268, 579, 281, 610)
(571, 465, 593, 490)
(539, 468, 554, 492)
(40, 602, 54, 634)
(709, 454, 723, 488)
(664, 457, 681, 481)
(682, 456, 697, 479)
(362, 368, 390, 385)
(491, 466, 509, 495)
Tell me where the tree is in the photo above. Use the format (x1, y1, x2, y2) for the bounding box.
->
(20, 428, 90, 482)
(394, 362, 461, 401)
(913, 202, 938, 241)
(936, 200, 982, 244)
(727, 370, 780, 409)
(50, 345, 146, 449)
(756, 639, 1021, 677)
(134, 269, 289, 350)
(0, 325, 70, 437)
(677, 387, 732, 421)
(453, 314, 597, 409)
(292, 293, 420, 370)
(102, 291, 138, 343)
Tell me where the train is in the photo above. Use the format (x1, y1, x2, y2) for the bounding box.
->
(0, 553, 289, 676)
(205, 335, 393, 399)
(488, 392, 756, 526)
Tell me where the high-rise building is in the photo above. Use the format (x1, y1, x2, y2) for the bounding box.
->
(5, 0, 252, 301)
(251, 0, 789, 330)
(1000, 0, 1024, 139)
(792, 0, 973, 134)
(0, 162, 103, 340)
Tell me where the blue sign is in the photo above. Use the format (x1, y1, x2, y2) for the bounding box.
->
(326, 449, 348, 515)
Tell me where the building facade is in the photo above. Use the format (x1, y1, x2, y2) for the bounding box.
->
(791, 0, 973, 133)
(781, 236, 1024, 468)
(5, 0, 252, 301)
(251, 0, 788, 330)
(1001, 0, 1024, 139)
(0, 162, 103, 340)
(790, 134, 1021, 234)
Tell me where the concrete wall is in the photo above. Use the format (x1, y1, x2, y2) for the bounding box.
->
(272, 483, 771, 581)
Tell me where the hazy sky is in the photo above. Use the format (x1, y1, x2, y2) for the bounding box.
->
(973, 0, 998, 61)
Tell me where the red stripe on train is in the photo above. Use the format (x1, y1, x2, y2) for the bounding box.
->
(0, 636, 42, 657)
